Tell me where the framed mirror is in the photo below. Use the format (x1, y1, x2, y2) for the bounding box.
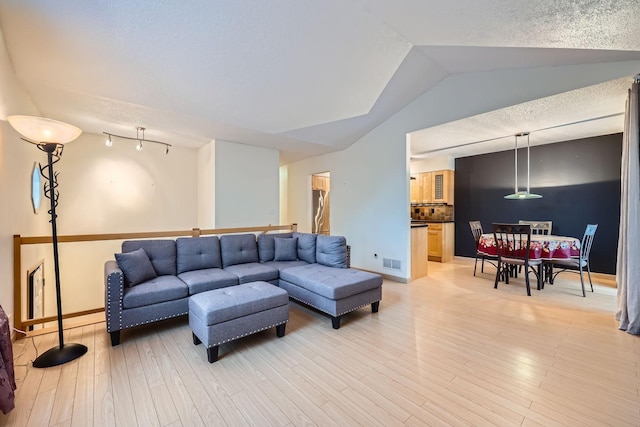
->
(31, 162, 41, 214)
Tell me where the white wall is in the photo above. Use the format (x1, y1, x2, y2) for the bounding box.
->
(0, 25, 44, 328)
(197, 141, 216, 228)
(286, 120, 411, 278)
(279, 165, 288, 225)
(214, 140, 279, 228)
(59, 133, 197, 234)
(410, 156, 454, 173)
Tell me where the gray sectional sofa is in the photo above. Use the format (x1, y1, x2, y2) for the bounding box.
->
(104, 232, 382, 345)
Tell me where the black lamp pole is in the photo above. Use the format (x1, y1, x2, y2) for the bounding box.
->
(32, 142, 87, 368)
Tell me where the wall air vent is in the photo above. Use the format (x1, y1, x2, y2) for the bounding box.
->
(383, 258, 401, 270)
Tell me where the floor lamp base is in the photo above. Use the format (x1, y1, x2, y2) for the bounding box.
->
(32, 343, 88, 368)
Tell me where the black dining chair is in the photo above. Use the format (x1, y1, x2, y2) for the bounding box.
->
(547, 224, 598, 297)
(469, 221, 497, 276)
(517, 220, 552, 277)
(492, 223, 542, 296)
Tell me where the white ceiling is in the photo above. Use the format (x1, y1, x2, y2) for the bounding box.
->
(0, 1, 639, 163)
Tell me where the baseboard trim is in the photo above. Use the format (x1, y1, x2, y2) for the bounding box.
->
(351, 267, 408, 283)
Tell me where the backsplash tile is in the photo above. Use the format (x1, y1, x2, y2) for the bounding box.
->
(411, 205, 454, 221)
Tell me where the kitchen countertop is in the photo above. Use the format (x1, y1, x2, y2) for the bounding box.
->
(410, 223, 429, 228)
(411, 220, 455, 224)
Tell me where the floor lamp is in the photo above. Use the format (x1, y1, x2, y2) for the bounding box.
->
(7, 115, 88, 368)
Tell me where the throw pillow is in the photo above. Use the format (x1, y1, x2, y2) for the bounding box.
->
(274, 237, 298, 261)
(293, 232, 317, 263)
(316, 235, 347, 268)
(115, 248, 157, 287)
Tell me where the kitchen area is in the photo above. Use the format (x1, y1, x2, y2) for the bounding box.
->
(410, 169, 455, 279)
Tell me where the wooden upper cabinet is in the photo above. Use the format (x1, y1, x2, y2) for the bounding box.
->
(410, 175, 422, 203)
(312, 175, 330, 192)
(410, 170, 453, 204)
(431, 170, 454, 204)
(421, 172, 433, 203)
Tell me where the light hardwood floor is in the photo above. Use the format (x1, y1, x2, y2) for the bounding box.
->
(2, 258, 638, 426)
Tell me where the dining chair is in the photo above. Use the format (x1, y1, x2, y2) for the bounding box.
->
(547, 224, 598, 297)
(518, 220, 552, 235)
(518, 220, 552, 279)
(492, 223, 542, 296)
(469, 221, 497, 276)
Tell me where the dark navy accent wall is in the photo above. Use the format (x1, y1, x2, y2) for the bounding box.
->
(454, 133, 622, 274)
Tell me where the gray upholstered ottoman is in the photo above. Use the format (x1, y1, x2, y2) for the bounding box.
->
(189, 281, 289, 363)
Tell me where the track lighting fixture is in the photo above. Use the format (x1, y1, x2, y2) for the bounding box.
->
(102, 126, 171, 153)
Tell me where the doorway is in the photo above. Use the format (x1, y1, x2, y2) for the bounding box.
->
(311, 172, 330, 235)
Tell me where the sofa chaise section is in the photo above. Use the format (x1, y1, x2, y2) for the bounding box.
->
(278, 234, 382, 328)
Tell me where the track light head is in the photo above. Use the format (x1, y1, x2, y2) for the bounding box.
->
(136, 140, 143, 151)
(165, 145, 169, 155)
(105, 134, 113, 147)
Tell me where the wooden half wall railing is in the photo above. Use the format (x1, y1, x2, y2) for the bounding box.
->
(13, 223, 297, 338)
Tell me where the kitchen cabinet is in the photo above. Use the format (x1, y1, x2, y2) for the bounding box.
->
(420, 172, 433, 203)
(312, 175, 330, 192)
(410, 170, 453, 204)
(410, 175, 422, 203)
(411, 225, 428, 279)
(427, 222, 454, 262)
(431, 170, 454, 204)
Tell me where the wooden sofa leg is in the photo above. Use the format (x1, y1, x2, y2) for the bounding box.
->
(371, 301, 380, 313)
(331, 316, 341, 329)
(207, 346, 219, 363)
(193, 332, 201, 345)
(110, 331, 120, 347)
(276, 323, 286, 337)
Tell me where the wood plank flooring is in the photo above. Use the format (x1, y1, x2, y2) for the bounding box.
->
(2, 258, 638, 426)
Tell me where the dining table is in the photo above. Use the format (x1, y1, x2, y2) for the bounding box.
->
(477, 233, 581, 260)
(477, 233, 581, 286)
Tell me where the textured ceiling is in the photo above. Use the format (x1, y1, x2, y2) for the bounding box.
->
(0, 1, 639, 163)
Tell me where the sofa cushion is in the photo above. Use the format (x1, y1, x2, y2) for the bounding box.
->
(263, 260, 310, 272)
(280, 264, 382, 300)
(122, 240, 177, 276)
(178, 268, 239, 295)
(115, 248, 158, 287)
(224, 263, 279, 284)
(274, 237, 298, 261)
(316, 235, 347, 268)
(220, 234, 259, 268)
(122, 275, 188, 309)
(176, 236, 222, 274)
(293, 232, 317, 264)
(257, 232, 293, 262)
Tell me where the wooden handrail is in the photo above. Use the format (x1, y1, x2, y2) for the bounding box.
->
(13, 223, 297, 337)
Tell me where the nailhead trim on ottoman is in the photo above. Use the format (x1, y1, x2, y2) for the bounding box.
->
(189, 281, 289, 363)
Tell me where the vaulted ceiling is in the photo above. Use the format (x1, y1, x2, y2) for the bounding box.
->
(1, 1, 639, 163)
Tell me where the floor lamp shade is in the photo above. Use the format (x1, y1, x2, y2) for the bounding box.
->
(7, 115, 87, 368)
(7, 115, 82, 144)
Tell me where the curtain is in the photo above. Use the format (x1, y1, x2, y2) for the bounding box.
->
(616, 78, 640, 335)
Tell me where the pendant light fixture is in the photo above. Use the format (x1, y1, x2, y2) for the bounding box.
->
(504, 132, 542, 199)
